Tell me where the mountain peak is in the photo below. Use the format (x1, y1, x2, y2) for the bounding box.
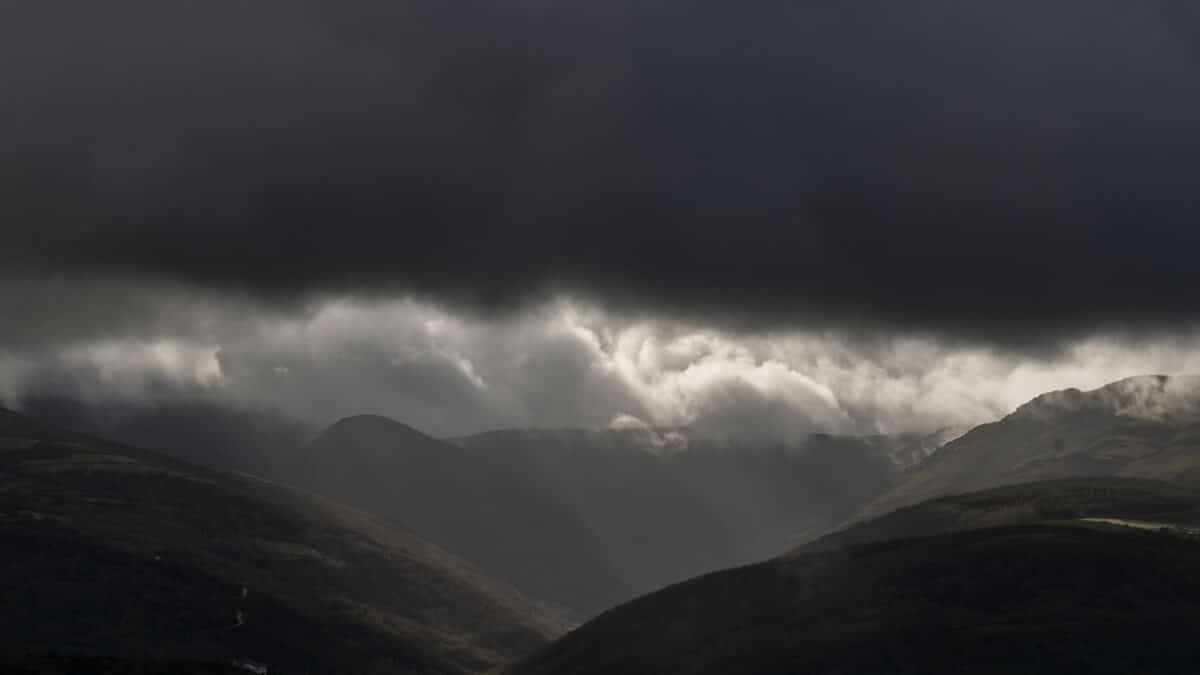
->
(1010, 374, 1200, 424)
(321, 414, 436, 442)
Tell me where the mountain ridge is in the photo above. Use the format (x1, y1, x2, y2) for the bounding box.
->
(858, 374, 1200, 520)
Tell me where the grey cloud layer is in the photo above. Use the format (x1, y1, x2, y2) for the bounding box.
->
(4, 1, 1200, 342)
(5, 293, 1200, 439)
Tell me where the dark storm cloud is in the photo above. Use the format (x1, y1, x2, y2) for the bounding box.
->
(0, 278, 295, 350)
(4, 1, 1200, 342)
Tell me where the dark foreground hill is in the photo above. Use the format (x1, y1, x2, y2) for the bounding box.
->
(798, 476, 1200, 554)
(298, 418, 899, 617)
(861, 375, 1200, 518)
(0, 409, 562, 674)
(510, 478, 1200, 675)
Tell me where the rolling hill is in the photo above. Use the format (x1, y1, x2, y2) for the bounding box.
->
(509, 478, 1200, 675)
(0, 409, 562, 674)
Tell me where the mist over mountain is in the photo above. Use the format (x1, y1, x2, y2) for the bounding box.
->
(1013, 375, 1200, 425)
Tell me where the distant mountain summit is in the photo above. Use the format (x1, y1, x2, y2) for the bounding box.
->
(297, 413, 450, 487)
(861, 375, 1200, 518)
(319, 413, 442, 446)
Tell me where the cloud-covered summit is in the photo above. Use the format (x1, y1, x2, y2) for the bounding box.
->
(1013, 375, 1200, 424)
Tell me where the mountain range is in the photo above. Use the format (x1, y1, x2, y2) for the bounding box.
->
(9, 374, 1200, 672)
(13, 394, 928, 618)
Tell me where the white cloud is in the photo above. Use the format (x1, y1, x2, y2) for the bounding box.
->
(4, 293, 1200, 439)
(66, 339, 225, 394)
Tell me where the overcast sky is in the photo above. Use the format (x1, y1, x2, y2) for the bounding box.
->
(3, 1, 1200, 438)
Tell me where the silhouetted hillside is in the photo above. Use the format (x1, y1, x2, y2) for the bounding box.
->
(0, 409, 561, 674)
